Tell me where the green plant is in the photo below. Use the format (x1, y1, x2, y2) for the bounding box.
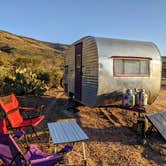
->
(3, 68, 48, 96)
(35, 68, 63, 88)
(0, 59, 4, 66)
(12, 57, 42, 68)
(52, 70, 63, 88)
(37, 71, 50, 84)
(0, 45, 15, 53)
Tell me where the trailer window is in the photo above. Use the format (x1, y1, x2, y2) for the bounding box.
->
(114, 58, 150, 76)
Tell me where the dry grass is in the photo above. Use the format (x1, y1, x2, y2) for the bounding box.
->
(0, 30, 65, 73)
(0, 30, 68, 89)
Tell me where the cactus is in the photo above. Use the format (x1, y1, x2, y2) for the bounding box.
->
(2, 68, 48, 96)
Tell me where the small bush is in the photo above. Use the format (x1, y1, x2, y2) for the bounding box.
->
(51, 69, 63, 88)
(36, 68, 63, 88)
(0, 45, 14, 53)
(0, 60, 4, 66)
(12, 57, 42, 68)
(2, 68, 48, 96)
(37, 71, 50, 84)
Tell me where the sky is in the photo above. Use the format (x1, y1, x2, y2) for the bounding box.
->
(0, 0, 165, 56)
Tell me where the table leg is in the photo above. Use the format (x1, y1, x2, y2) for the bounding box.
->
(54, 145, 57, 153)
(24, 134, 30, 150)
(48, 133, 51, 148)
(82, 142, 86, 166)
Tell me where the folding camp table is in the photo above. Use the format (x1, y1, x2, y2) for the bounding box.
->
(48, 120, 89, 165)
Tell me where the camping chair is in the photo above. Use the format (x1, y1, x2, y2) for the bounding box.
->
(0, 93, 45, 138)
(0, 132, 73, 166)
(0, 118, 30, 150)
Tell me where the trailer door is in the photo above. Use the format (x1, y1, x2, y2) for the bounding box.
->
(75, 43, 82, 101)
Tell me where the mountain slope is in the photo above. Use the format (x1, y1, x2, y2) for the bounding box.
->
(0, 30, 67, 72)
(0, 30, 165, 78)
(40, 41, 69, 51)
(0, 30, 63, 56)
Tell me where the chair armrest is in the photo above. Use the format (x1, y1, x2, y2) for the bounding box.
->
(20, 105, 45, 118)
(19, 107, 35, 111)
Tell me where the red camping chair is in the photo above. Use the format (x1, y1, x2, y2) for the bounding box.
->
(0, 93, 45, 138)
(0, 118, 8, 134)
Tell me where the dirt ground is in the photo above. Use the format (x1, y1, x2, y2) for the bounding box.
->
(0, 80, 166, 166)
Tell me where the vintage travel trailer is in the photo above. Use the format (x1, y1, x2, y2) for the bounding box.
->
(63, 36, 161, 107)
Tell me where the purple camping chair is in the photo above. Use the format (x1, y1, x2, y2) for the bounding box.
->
(0, 132, 73, 166)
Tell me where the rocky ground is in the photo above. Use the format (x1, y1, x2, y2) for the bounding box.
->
(0, 81, 166, 166)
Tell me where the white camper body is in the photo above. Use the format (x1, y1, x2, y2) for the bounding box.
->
(64, 36, 161, 107)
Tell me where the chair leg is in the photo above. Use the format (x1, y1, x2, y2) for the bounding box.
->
(24, 134, 30, 150)
(82, 142, 87, 166)
(31, 126, 40, 140)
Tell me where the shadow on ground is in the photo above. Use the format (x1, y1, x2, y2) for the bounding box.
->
(16, 94, 166, 166)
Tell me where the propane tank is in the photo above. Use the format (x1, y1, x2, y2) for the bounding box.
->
(139, 89, 148, 106)
(123, 89, 135, 106)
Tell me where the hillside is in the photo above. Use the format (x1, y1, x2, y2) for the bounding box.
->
(0, 30, 66, 71)
(40, 41, 69, 51)
(0, 30, 70, 94)
(0, 30, 65, 53)
(0, 29, 165, 79)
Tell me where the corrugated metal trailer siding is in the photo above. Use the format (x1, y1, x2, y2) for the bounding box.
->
(81, 37, 98, 106)
(95, 37, 161, 105)
(65, 36, 161, 107)
(65, 36, 98, 106)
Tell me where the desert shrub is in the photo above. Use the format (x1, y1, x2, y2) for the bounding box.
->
(0, 67, 6, 78)
(53, 73, 61, 88)
(0, 45, 14, 53)
(2, 68, 48, 96)
(0, 81, 6, 95)
(37, 71, 50, 84)
(36, 68, 63, 88)
(0, 59, 4, 66)
(51, 69, 63, 88)
(0, 53, 11, 68)
(12, 56, 42, 68)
